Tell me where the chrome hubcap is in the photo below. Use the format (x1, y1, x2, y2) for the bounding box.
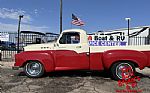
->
(116, 63, 133, 79)
(26, 62, 42, 76)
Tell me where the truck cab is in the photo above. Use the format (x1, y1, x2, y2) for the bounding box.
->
(53, 29, 90, 70)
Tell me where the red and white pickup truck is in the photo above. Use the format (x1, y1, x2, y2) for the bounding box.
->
(13, 29, 150, 80)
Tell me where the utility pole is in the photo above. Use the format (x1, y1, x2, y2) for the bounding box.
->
(60, 0, 63, 34)
(17, 15, 23, 53)
(125, 18, 131, 45)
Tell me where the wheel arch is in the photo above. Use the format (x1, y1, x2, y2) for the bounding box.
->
(109, 60, 139, 71)
(21, 59, 54, 72)
(103, 50, 147, 70)
(22, 60, 43, 67)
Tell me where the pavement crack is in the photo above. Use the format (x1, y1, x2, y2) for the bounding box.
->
(76, 82, 86, 89)
(24, 78, 31, 92)
(93, 87, 100, 93)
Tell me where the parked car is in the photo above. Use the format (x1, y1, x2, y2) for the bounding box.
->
(15, 43, 27, 51)
(0, 41, 16, 51)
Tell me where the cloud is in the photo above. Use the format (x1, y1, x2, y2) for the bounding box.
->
(21, 24, 49, 32)
(34, 9, 38, 14)
(0, 22, 49, 32)
(0, 8, 31, 23)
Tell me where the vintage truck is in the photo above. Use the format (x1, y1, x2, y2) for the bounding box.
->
(13, 29, 150, 80)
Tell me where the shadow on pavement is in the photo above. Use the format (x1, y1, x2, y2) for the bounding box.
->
(17, 70, 150, 81)
(18, 70, 111, 79)
(48, 70, 110, 78)
(136, 72, 150, 79)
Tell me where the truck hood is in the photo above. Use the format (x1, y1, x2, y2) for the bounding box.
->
(24, 42, 55, 51)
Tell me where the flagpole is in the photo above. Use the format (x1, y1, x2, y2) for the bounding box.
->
(60, 0, 63, 34)
(71, 14, 72, 29)
(71, 23, 72, 29)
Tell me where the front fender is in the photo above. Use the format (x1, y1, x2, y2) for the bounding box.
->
(103, 50, 148, 70)
(15, 50, 55, 72)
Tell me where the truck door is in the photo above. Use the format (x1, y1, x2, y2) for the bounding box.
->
(54, 32, 89, 70)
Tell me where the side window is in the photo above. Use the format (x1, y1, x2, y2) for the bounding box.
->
(59, 32, 80, 44)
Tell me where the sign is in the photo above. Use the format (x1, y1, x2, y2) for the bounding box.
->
(88, 35, 128, 46)
(116, 67, 142, 93)
(0, 33, 9, 41)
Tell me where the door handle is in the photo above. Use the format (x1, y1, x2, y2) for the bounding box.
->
(86, 52, 90, 56)
(59, 47, 66, 48)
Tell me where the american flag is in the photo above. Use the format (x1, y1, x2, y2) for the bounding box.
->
(71, 14, 85, 26)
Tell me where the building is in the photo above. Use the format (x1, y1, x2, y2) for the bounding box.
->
(95, 26, 150, 45)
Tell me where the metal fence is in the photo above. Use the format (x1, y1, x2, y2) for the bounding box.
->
(129, 36, 150, 45)
(0, 31, 59, 61)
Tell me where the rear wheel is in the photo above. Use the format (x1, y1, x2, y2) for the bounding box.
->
(24, 61, 44, 78)
(110, 62, 135, 80)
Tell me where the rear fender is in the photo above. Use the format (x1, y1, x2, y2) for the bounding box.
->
(103, 50, 148, 70)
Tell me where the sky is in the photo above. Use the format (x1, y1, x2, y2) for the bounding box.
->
(0, 0, 150, 34)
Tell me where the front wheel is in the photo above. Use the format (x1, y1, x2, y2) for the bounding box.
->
(24, 61, 45, 78)
(110, 62, 135, 80)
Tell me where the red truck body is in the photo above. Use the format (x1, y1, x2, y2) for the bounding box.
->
(14, 49, 150, 72)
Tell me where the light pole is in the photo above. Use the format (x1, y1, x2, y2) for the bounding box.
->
(17, 15, 23, 53)
(125, 18, 131, 45)
(60, 0, 63, 34)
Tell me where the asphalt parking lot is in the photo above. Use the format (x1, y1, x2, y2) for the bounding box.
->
(0, 62, 150, 93)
